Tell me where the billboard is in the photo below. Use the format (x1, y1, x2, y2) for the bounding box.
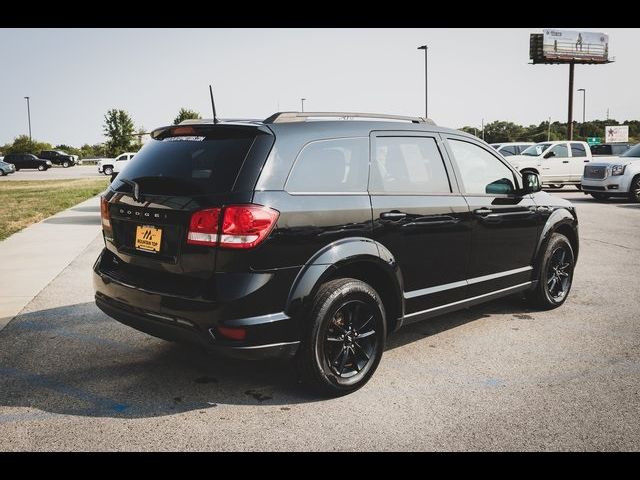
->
(605, 126, 629, 143)
(530, 30, 610, 64)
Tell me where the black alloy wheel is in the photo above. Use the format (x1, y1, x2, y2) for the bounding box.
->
(546, 246, 572, 302)
(323, 300, 378, 379)
(630, 176, 640, 203)
(296, 278, 386, 396)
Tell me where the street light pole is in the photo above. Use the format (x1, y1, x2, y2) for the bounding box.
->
(548, 117, 552, 141)
(300, 98, 306, 112)
(577, 88, 586, 123)
(24, 96, 32, 141)
(481, 118, 485, 141)
(417, 45, 428, 118)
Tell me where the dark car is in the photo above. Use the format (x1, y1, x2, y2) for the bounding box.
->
(590, 143, 631, 156)
(94, 112, 579, 396)
(0, 160, 16, 176)
(3, 153, 52, 171)
(39, 150, 75, 167)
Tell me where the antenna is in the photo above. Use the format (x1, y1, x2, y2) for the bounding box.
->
(209, 85, 219, 124)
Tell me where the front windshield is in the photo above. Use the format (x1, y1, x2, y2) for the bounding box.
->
(622, 144, 640, 158)
(521, 143, 552, 156)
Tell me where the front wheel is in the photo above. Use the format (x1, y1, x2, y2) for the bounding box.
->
(629, 175, 640, 203)
(37, 165, 46, 171)
(590, 193, 609, 201)
(62, 160, 70, 168)
(296, 278, 386, 397)
(526, 233, 575, 310)
(0, 170, 5, 176)
(103, 166, 113, 176)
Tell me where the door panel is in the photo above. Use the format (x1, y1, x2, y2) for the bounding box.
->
(368, 132, 472, 315)
(540, 143, 572, 182)
(443, 135, 539, 297)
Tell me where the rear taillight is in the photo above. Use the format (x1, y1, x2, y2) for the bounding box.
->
(187, 204, 279, 249)
(100, 196, 111, 231)
(187, 208, 221, 246)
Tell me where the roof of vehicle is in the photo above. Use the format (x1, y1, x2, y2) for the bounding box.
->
(153, 111, 479, 143)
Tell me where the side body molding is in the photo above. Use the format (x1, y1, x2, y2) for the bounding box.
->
(285, 237, 404, 326)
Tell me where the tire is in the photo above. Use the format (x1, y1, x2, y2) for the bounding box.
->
(629, 175, 640, 203)
(104, 166, 113, 176)
(15, 167, 20, 171)
(526, 233, 575, 310)
(590, 193, 609, 201)
(62, 161, 70, 168)
(0, 170, 5, 176)
(296, 278, 387, 397)
(37, 165, 46, 171)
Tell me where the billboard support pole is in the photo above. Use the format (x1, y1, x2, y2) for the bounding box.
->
(567, 63, 575, 140)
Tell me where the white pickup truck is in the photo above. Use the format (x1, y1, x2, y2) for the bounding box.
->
(97, 152, 136, 176)
(504, 140, 592, 189)
(581, 143, 640, 202)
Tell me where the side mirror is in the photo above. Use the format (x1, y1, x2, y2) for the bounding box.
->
(521, 171, 542, 194)
(544, 151, 555, 159)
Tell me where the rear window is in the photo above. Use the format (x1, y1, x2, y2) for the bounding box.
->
(111, 126, 258, 195)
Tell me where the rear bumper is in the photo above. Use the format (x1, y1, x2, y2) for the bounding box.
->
(93, 248, 301, 359)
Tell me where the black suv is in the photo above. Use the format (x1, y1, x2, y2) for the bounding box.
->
(94, 112, 579, 396)
(39, 150, 75, 167)
(3, 153, 52, 171)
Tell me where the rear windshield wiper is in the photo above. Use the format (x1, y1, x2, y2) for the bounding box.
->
(118, 178, 144, 203)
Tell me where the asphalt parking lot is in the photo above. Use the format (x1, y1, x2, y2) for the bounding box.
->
(0, 165, 105, 181)
(0, 189, 638, 451)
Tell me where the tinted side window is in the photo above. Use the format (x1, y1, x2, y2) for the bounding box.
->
(370, 136, 450, 194)
(285, 137, 368, 193)
(517, 145, 531, 154)
(500, 146, 517, 156)
(570, 143, 586, 157)
(612, 145, 628, 155)
(448, 139, 516, 195)
(549, 144, 569, 158)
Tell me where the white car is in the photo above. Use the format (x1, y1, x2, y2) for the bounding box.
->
(505, 140, 592, 188)
(490, 142, 534, 157)
(581, 143, 640, 202)
(98, 152, 136, 176)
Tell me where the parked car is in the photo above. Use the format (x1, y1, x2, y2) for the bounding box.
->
(505, 140, 592, 189)
(490, 142, 534, 157)
(3, 153, 52, 171)
(38, 150, 76, 168)
(98, 152, 136, 176)
(581, 143, 640, 201)
(590, 143, 631, 157)
(94, 112, 579, 396)
(0, 160, 16, 176)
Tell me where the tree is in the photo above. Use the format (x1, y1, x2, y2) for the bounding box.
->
(173, 108, 201, 125)
(130, 126, 147, 152)
(103, 109, 136, 157)
(3, 135, 53, 155)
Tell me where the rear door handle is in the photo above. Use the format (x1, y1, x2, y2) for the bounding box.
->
(473, 208, 492, 216)
(562, 160, 570, 163)
(584, 160, 590, 162)
(380, 211, 407, 220)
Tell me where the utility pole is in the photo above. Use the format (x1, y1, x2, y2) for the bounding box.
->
(24, 96, 32, 141)
(481, 118, 485, 141)
(606, 108, 609, 120)
(417, 45, 428, 118)
(300, 98, 306, 112)
(577, 88, 586, 123)
(567, 63, 575, 140)
(548, 117, 552, 141)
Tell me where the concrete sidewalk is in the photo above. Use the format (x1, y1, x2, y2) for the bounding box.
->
(0, 195, 102, 329)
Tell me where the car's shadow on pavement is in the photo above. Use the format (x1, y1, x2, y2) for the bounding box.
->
(0, 296, 533, 419)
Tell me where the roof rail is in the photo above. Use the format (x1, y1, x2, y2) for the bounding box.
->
(179, 118, 263, 125)
(263, 112, 435, 125)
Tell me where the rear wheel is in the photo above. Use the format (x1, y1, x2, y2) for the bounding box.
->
(0, 170, 5, 176)
(37, 165, 46, 171)
(590, 193, 610, 201)
(62, 160, 70, 168)
(526, 233, 575, 310)
(296, 278, 386, 397)
(629, 175, 640, 203)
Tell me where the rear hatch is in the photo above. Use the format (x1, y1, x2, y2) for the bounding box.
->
(103, 123, 275, 285)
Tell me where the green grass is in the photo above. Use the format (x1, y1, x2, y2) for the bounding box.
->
(0, 178, 109, 241)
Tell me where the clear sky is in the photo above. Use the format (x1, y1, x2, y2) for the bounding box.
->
(1, 28, 638, 147)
